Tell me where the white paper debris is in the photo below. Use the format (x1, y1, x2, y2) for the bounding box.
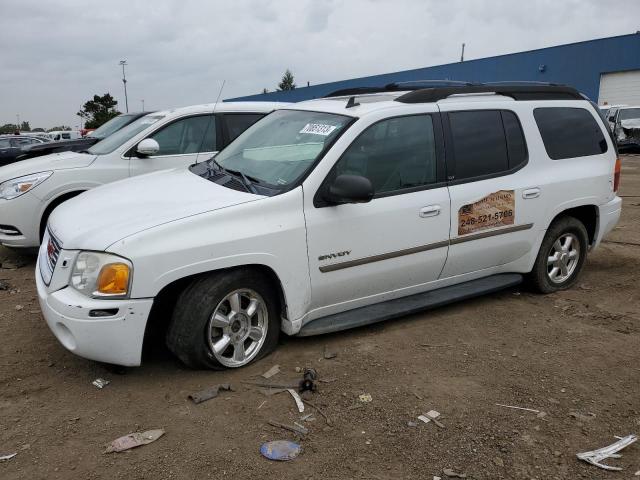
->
(287, 389, 304, 413)
(576, 434, 638, 471)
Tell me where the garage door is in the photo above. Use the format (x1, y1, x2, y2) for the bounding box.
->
(598, 70, 640, 106)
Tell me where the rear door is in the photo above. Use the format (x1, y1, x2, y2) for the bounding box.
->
(303, 112, 451, 318)
(220, 113, 265, 147)
(129, 114, 218, 176)
(439, 105, 541, 277)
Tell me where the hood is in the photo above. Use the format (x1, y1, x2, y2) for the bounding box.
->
(21, 137, 96, 153)
(48, 167, 261, 250)
(620, 118, 640, 130)
(0, 151, 96, 181)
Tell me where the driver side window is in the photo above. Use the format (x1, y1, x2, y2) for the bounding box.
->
(148, 115, 216, 156)
(334, 114, 437, 195)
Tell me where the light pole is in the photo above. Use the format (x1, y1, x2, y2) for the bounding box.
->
(141, 99, 145, 111)
(119, 60, 129, 113)
(16, 114, 20, 130)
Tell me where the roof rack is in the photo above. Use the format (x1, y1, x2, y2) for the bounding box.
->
(323, 80, 583, 102)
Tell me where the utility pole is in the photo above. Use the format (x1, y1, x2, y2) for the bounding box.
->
(119, 60, 129, 113)
(141, 99, 145, 111)
(460, 43, 465, 62)
(16, 114, 20, 130)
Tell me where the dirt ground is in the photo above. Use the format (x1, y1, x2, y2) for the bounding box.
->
(1, 155, 640, 480)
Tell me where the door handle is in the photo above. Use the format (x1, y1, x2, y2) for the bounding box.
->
(523, 188, 541, 199)
(419, 205, 441, 218)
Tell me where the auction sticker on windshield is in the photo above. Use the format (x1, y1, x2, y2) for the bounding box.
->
(458, 190, 515, 236)
(299, 123, 337, 136)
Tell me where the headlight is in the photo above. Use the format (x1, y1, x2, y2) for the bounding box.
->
(70, 252, 133, 298)
(0, 171, 53, 200)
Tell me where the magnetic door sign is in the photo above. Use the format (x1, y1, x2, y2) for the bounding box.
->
(458, 190, 515, 236)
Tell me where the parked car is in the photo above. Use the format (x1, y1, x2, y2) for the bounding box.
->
(18, 113, 150, 161)
(36, 83, 621, 369)
(0, 102, 281, 248)
(599, 104, 626, 130)
(0, 135, 50, 166)
(610, 106, 640, 149)
(48, 130, 82, 141)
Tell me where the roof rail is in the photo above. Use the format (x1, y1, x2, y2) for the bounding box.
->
(323, 80, 582, 102)
(395, 84, 583, 103)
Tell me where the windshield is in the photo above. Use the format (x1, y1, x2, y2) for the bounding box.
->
(619, 108, 640, 120)
(88, 114, 164, 155)
(209, 109, 352, 188)
(90, 114, 137, 139)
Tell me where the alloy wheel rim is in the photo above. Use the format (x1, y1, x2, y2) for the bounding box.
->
(547, 233, 580, 284)
(207, 288, 268, 367)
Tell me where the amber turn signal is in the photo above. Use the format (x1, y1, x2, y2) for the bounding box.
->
(96, 263, 130, 295)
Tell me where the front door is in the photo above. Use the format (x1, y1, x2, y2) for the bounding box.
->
(129, 114, 217, 176)
(303, 113, 451, 320)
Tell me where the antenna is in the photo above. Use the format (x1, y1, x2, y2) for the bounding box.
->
(195, 80, 226, 164)
(460, 43, 465, 62)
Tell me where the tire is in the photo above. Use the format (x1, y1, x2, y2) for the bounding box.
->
(166, 269, 280, 369)
(528, 216, 589, 294)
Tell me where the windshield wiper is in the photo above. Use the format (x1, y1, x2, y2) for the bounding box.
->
(210, 159, 258, 194)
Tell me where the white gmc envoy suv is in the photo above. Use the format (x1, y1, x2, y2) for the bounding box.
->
(36, 82, 622, 370)
(0, 102, 281, 249)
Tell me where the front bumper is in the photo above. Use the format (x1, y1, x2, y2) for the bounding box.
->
(595, 196, 622, 247)
(36, 257, 154, 366)
(0, 192, 42, 248)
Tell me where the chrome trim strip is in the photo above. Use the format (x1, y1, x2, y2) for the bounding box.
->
(318, 223, 534, 273)
(449, 223, 534, 245)
(319, 240, 450, 273)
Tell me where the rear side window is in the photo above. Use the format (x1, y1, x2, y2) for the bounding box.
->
(448, 110, 527, 181)
(534, 107, 607, 160)
(224, 114, 264, 144)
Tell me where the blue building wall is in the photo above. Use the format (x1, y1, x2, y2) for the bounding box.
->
(229, 33, 640, 103)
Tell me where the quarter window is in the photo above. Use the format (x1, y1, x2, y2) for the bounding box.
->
(534, 107, 607, 160)
(333, 114, 438, 195)
(148, 115, 216, 156)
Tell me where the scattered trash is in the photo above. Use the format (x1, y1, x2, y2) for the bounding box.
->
(569, 411, 596, 422)
(287, 389, 304, 413)
(323, 346, 337, 359)
(0, 280, 9, 291)
(268, 420, 308, 436)
(407, 421, 418, 427)
(295, 366, 302, 373)
(92, 378, 110, 389)
(419, 343, 453, 348)
(634, 470, 640, 476)
(433, 477, 442, 480)
(260, 440, 301, 461)
(300, 368, 318, 392)
(0, 453, 17, 461)
(188, 384, 233, 404)
(301, 399, 331, 425)
(495, 403, 540, 413)
(417, 410, 445, 428)
(442, 468, 466, 478)
(104, 429, 165, 453)
(300, 413, 314, 422)
(359, 393, 372, 403)
(261, 365, 280, 379)
(576, 434, 638, 471)
(14, 305, 23, 311)
(413, 392, 424, 400)
(244, 367, 317, 393)
(257, 400, 267, 410)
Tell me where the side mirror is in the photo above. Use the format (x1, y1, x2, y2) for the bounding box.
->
(136, 138, 160, 157)
(324, 174, 374, 205)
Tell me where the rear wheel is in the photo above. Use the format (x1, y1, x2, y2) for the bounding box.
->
(166, 269, 280, 369)
(528, 216, 588, 293)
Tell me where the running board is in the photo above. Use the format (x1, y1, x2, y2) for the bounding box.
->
(297, 273, 523, 337)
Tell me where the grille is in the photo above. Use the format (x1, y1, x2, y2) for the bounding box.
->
(46, 230, 62, 273)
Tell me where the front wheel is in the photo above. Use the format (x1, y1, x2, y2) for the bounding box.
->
(528, 216, 588, 293)
(166, 269, 280, 369)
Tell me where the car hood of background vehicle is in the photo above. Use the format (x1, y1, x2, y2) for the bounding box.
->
(0, 151, 96, 180)
(48, 168, 262, 250)
(620, 118, 640, 130)
(22, 137, 96, 153)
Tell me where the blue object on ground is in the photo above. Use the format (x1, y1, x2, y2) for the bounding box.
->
(260, 440, 302, 461)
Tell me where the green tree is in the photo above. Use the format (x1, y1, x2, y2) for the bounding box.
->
(278, 69, 296, 91)
(47, 125, 71, 132)
(77, 93, 120, 129)
(0, 124, 19, 134)
(20, 121, 30, 132)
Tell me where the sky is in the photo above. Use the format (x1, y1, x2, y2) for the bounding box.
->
(1, 0, 639, 129)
